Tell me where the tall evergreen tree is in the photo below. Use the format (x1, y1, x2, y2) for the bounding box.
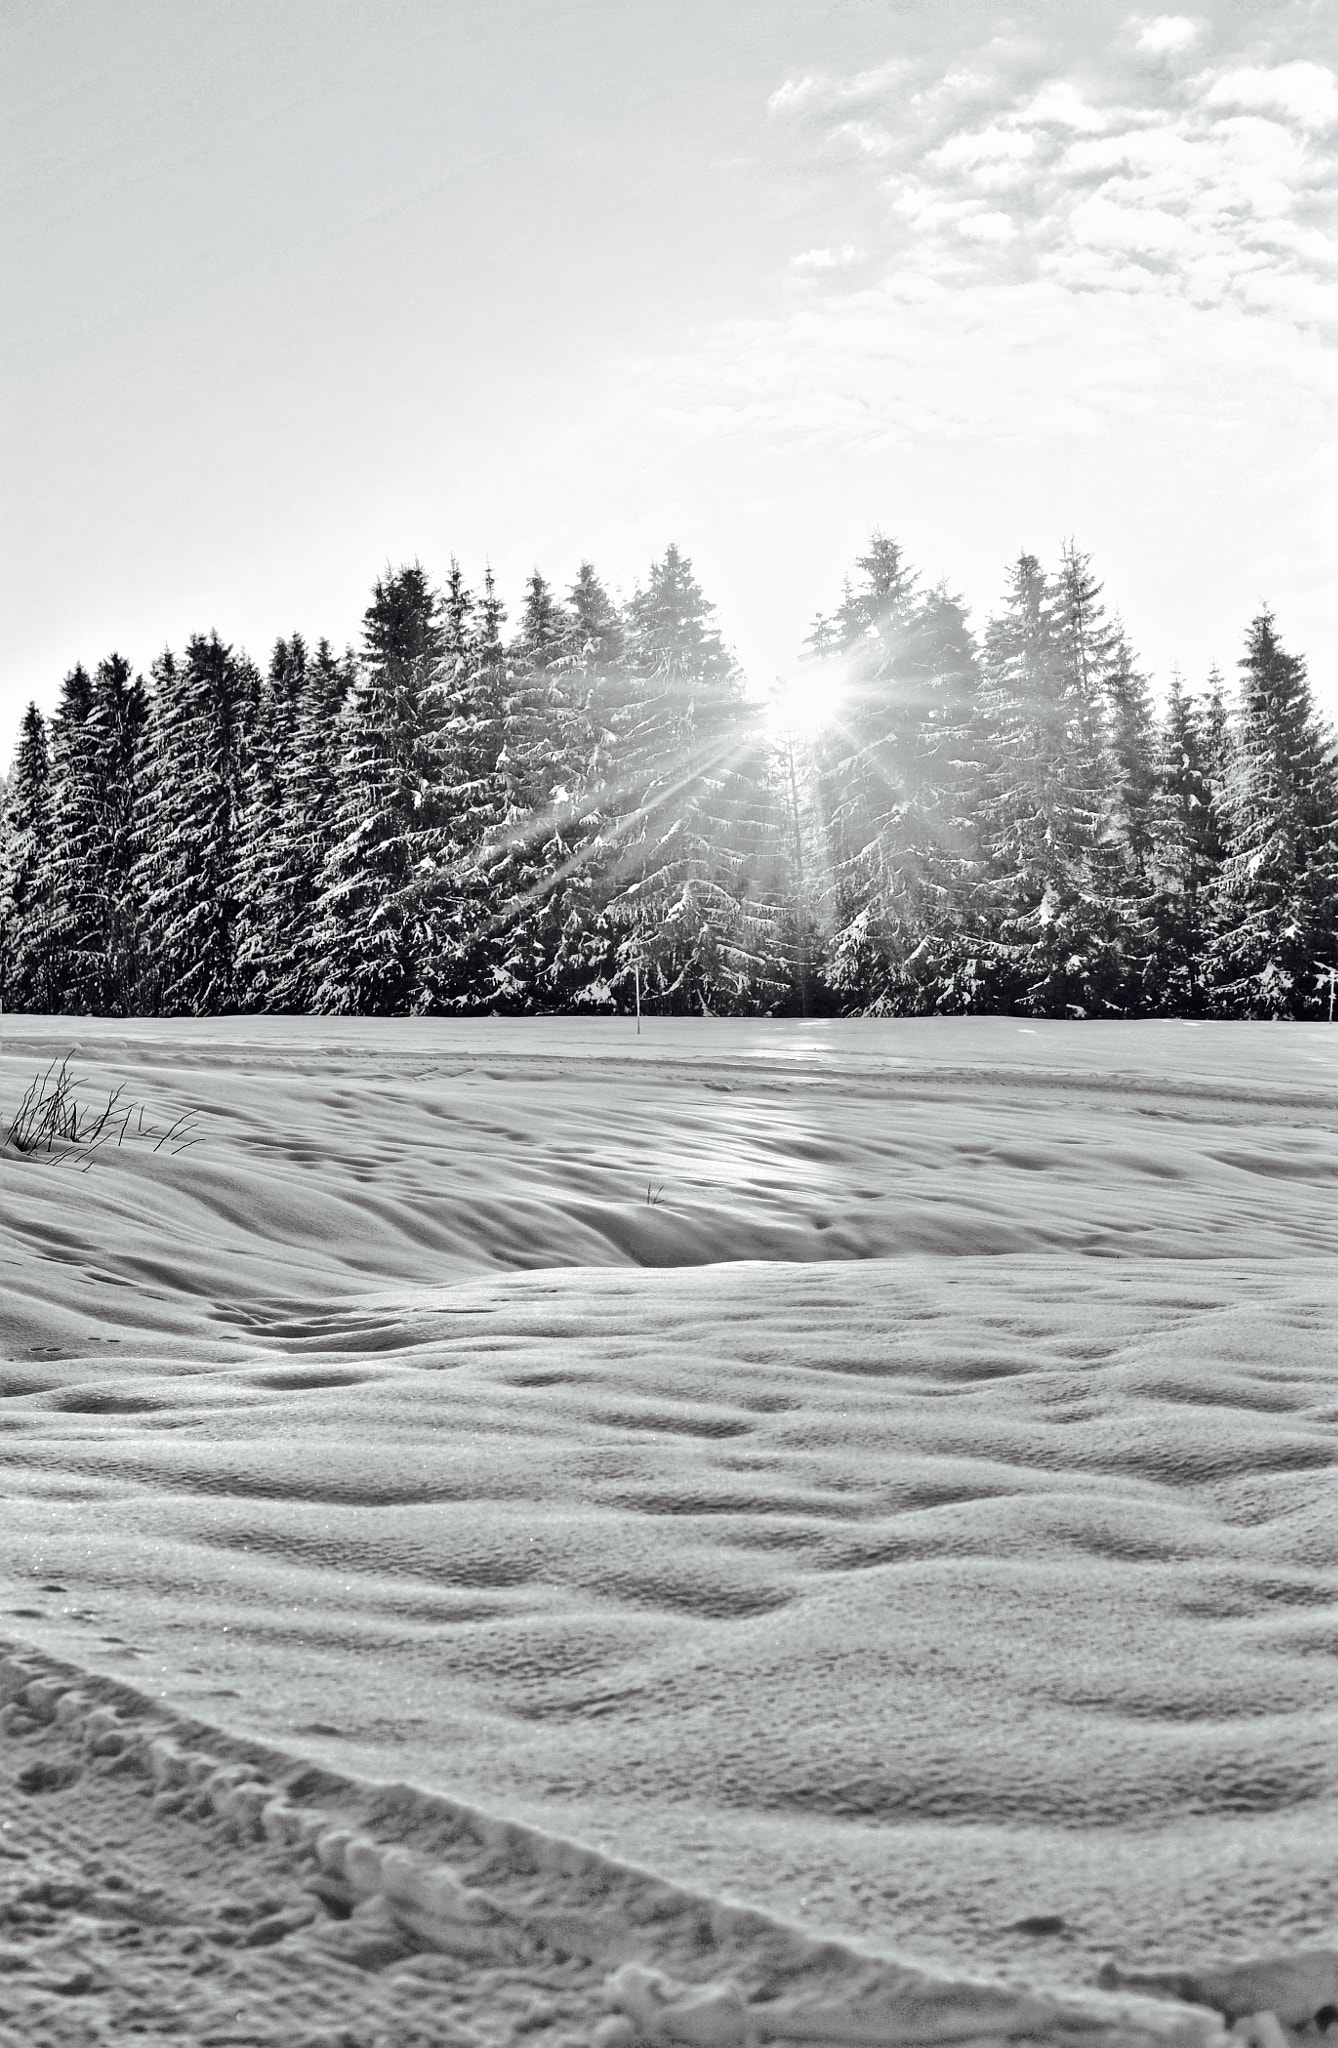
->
(0, 704, 55, 1012)
(427, 563, 510, 1008)
(235, 634, 308, 1010)
(808, 539, 985, 1013)
(136, 634, 259, 1014)
(1210, 610, 1338, 1017)
(46, 664, 100, 1010)
(602, 544, 783, 1013)
(1147, 672, 1228, 1013)
(975, 552, 1132, 1016)
(813, 534, 922, 1010)
(770, 715, 825, 1017)
(276, 639, 354, 1009)
(470, 571, 577, 1008)
(86, 655, 150, 1012)
(314, 567, 450, 1013)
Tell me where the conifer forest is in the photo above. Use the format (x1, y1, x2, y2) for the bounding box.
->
(2, 537, 1335, 1021)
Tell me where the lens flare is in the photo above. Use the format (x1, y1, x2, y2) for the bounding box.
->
(761, 661, 847, 742)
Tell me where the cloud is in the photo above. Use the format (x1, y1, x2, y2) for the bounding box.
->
(624, 14, 1338, 476)
(763, 31, 1338, 339)
(789, 245, 863, 272)
(1130, 16, 1205, 58)
(1203, 60, 1338, 132)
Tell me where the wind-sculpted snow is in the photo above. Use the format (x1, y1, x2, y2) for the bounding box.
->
(0, 1017, 1336, 2024)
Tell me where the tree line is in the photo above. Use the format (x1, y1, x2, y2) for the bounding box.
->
(2, 537, 1335, 1019)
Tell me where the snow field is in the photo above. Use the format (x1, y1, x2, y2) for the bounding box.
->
(0, 1641, 1237, 2046)
(1, 1016, 1336, 2028)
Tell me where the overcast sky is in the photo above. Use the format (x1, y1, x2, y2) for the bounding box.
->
(3, 0, 1335, 758)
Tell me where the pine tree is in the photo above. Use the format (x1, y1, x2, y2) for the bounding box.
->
(770, 716, 825, 1017)
(894, 584, 990, 1010)
(44, 656, 148, 1015)
(808, 538, 985, 1013)
(471, 571, 576, 1009)
(234, 635, 308, 1010)
(46, 664, 100, 1010)
(85, 655, 150, 1013)
(427, 564, 509, 1008)
(813, 533, 923, 1010)
(1102, 627, 1158, 890)
(1210, 610, 1338, 1017)
(314, 567, 451, 1013)
(0, 704, 55, 1012)
(136, 634, 259, 1014)
(541, 562, 627, 1006)
(602, 544, 783, 1013)
(975, 552, 1132, 1016)
(277, 639, 353, 1009)
(1147, 672, 1228, 1013)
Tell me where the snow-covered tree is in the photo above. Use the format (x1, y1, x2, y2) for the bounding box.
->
(809, 538, 986, 1013)
(974, 552, 1134, 1016)
(92, 655, 150, 1012)
(813, 534, 921, 1009)
(1209, 610, 1338, 1017)
(0, 704, 55, 1011)
(45, 664, 100, 1010)
(602, 545, 783, 1013)
(234, 634, 308, 1010)
(1146, 671, 1229, 1013)
(462, 570, 579, 1009)
(135, 634, 259, 1013)
(425, 563, 510, 1008)
(537, 561, 628, 1006)
(276, 639, 354, 1008)
(315, 567, 451, 1013)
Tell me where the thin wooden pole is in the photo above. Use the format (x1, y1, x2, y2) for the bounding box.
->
(634, 961, 641, 1036)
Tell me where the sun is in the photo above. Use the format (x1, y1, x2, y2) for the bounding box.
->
(760, 664, 847, 744)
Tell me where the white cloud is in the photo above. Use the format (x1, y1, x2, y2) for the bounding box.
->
(955, 209, 1018, 242)
(1131, 16, 1204, 58)
(767, 75, 818, 116)
(827, 119, 896, 158)
(931, 124, 1037, 169)
(1203, 61, 1338, 133)
(764, 42, 1338, 339)
(790, 244, 863, 272)
(1021, 80, 1115, 131)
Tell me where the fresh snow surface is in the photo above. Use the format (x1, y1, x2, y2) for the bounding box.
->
(1, 1015, 1336, 2007)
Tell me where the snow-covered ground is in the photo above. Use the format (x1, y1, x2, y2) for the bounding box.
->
(1, 1017, 1336, 2038)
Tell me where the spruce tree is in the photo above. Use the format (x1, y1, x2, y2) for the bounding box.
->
(602, 544, 782, 1013)
(1147, 672, 1228, 1013)
(813, 534, 922, 1010)
(314, 567, 450, 1013)
(46, 664, 100, 1010)
(279, 639, 353, 1008)
(234, 634, 308, 1010)
(541, 562, 627, 1006)
(0, 704, 55, 1012)
(427, 564, 509, 1008)
(1210, 610, 1338, 1017)
(808, 538, 985, 1014)
(136, 634, 259, 1014)
(86, 654, 150, 1013)
(474, 571, 576, 1008)
(976, 552, 1131, 1016)
(770, 715, 825, 1017)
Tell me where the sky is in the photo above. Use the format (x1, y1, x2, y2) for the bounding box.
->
(3, 0, 1336, 760)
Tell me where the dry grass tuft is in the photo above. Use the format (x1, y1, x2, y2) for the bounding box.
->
(2, 1055, 200, 1169)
